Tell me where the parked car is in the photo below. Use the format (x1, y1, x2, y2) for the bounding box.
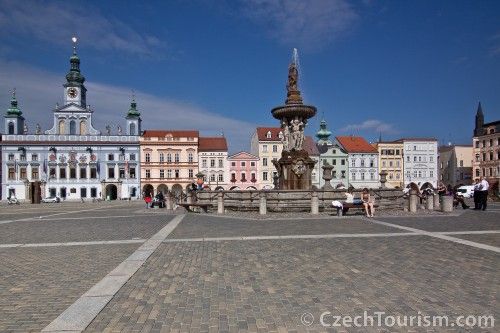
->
(42, 196, 61, 203)
(456, 185, 475, 198)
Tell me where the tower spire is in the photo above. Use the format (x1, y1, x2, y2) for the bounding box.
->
(6, 88, 22, 116)
(66, 36, 85, 84)
(316, 117, 332, 144)
(127, 92, 140, 117)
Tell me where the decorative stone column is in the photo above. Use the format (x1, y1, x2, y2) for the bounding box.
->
(217, 191, 224, 214)
(311, 191, 319, 215)
(433, 194, 440, 210)
(379, 171, 388, 189)
(426, 195, 434, 210)
(442, 196, 453, 212)
(321, 164, 334, 190)
(409, 189, 418, 213)
(259, 192, 267, 215)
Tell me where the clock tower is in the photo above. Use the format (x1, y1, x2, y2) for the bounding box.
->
(63, 37, 87, 107)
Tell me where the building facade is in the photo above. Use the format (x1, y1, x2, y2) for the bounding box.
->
(438, 145, 473, 187)
(198, 137, 229, 190)
(227, 151, 259, 190)
(250, 127, 283, 189)
(140, 130, 199, 196)
(316, 120, 349, 189)
(375, 141, 404, 188)
(397, 138, 438, 189)
(337, 136, 379, 189)
(2, 45, 141, 201)
(472, 103, 499, 193)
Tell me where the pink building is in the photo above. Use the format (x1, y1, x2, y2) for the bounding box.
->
(227, 151, 259, 190)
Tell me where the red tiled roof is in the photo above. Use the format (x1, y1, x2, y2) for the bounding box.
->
(198, 137, 228, 152)
(336, 136, 378, 153)
(142, 130, 199, 138)
(255, 127, 283, 141)
(304, 136, 319, 156)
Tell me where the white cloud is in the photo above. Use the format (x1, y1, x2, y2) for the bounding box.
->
(0, 0, 166, 56)
(0, 60, 255, 152)
(240, 0, 358, 51)
(338, 119, 397, 134)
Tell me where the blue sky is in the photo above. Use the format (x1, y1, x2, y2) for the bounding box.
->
(1, 0, 499, 152)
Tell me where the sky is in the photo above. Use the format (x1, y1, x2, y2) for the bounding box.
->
(0, 0, 499, 153)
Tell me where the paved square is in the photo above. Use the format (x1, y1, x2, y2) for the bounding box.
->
(0, 201, 498, 332)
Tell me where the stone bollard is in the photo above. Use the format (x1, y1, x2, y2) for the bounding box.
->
(441, 196, 454, 212)
(409, 190, 418, 213)
(166, 194, 173, 210)
(186, 191, 192, 204)
(433, 194, 440, 210)
(311, 191, 319, 215)
(259, 192, 267, 215)
(217, 192, 224, 214)
(426, 195, 434, 210)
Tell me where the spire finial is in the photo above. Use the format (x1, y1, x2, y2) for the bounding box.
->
(12, 87, 16, 98)
(131, 89, 135, 102)
(72, 36, 78, 55)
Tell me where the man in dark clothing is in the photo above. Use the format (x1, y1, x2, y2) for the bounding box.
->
(473, 178, 481, 210)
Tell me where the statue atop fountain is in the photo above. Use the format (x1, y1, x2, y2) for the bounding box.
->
(271, 49, 317, 190)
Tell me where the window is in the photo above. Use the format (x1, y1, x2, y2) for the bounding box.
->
(130, 167, 136, 178)
(31, 167, 38, 180)
(20, 154, 26, 161)
(430, 156, 433, 162)
(60, 167, 66, 179)
(90, 167, 97, 179)
(189, 169, 193, 178)
(210, 159, 215, 168)
(382, 161, 386, 167)
(341, 170, 346, 178)
(160, 169, 165, 178)
(175, 170, 180, 178)
(413, 156, 417, 162)
(418, 156, 422, 162)
(361, 172, 365, 180)
(459, 160, 463, 167)
(341, 159, 345, 166)
(209, 174, 216, 182)
(369, 160, 374, 167)
(58, 120, 65, 134)
(413, 146, 416, 151)
(91, 188, 97, 198)
(8, 154, 14, 161)
(263, 172, 268, 181)
(231, 162, 236, 167)
(241, 172, 246, 181)
(167, 153, 172, 163)
(351, 172, 356, 180)
(396, 161, 400, 167)
(430, 171, 434, 178)
(80, 188, 87, 198)
(70, 167, 77, 179)
(69, 120, 76, 135)
(490, 152, 494, 161)
(389, 161, 393, 167)
(370, 172, 374, 180)
(231, 173, 236, 181)
(250, 173, 255, 181)
(475, 141, 479, 148)
(145, 169, 151, 179)
(145, 153, 151, 163)
(262, 158, 267, 167)
(130, 153, 136, 161)
(8, 122, 14, 134)
(108, 154, 114, 161)
(218, 159, 223, 168)
(202, 159, 207, 168)
(351, 159, 356, 167)
(332, 159, 336, 165)
(407, 156, 410, 162)
(129, 123, 136, 136)
(418, 171, 422, 178)
(32, 154, 38, 161)
(159, 153, 165, 163)
(241, 162, 246, 167)
(18, 167, 26, 179)
(413, 170, 417, 178)
(396, 149, 400, 155)
(119, 168, 125, 179)
(167, 169, 172, 178)
(174, 153, 180, 163)
(272, 145, 277, 153)
(333, 171, 337, 178)
(361, 159, 365, 167)
(266, 131, 271, 139)
(476, 169, 480, 177)
(108, 167, 115, 179)
(262, 145, 268, 153)
(396, 173, 400, 179)
(8, 168, 15, 180)
(188, 153, 194, 163)
(70, 188, 76, 194)
(217, 174, 223, 182)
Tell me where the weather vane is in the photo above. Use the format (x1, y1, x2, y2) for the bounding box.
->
(12, 87, 16, 97)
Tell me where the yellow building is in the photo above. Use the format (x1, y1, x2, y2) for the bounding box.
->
(375, 141, 404, 188)
(250, 127, 283, 189)
(140, 130, 199, 196)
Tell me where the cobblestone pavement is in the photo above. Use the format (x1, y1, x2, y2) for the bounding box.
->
(0, 244, 138, 332)
(1, 201, 499, 332)
(168, 215, 405, 239)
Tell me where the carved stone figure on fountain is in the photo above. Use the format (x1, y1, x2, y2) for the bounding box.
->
(290, 119, 304, 150)
(281, 120, 290, 151)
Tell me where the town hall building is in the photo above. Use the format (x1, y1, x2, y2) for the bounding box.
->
(2, 40, 141, 202)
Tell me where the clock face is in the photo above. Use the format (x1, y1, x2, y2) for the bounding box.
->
(67, 87, 78, 98)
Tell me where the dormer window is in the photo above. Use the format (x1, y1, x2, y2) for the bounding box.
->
(266, 131, 272, 139)
(278, 132, 283, 139)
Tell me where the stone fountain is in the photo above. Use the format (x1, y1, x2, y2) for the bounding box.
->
(271, 50, 317, 190)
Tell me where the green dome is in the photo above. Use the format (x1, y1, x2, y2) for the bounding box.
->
(6, 91, 22, 116)
(316, 119, 331, 142)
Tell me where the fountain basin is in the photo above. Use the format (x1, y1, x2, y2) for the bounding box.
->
(271, 104, 317, 120)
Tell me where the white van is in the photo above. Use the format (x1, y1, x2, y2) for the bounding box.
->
(456, 185, 475, 198)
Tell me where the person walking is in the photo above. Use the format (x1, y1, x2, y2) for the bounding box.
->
(473, 178, 482, 210)
(361, 188, 375, 217)
(480, 177, 490, 211)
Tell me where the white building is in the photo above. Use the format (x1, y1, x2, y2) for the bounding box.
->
(397, 138, 438, 189)
(250, 127, 283, 189)
(2, 42, 141, 201)
(198, 137, 229, 190)
(337, 136, 379, 189)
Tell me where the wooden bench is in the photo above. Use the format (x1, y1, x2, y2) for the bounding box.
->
(177, 203, 212, 213)
(336, 202, 379, 216)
